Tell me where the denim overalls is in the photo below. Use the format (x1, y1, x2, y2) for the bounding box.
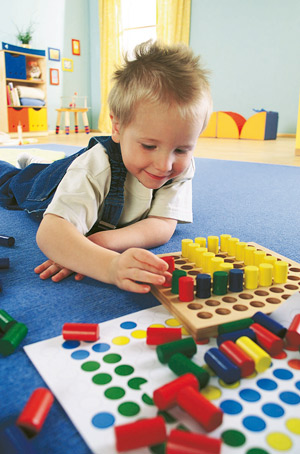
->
(0, 136, 127, 234)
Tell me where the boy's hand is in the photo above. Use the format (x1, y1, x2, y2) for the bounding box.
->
(109, 248, 170, 293)
(34, 260, 85, 282)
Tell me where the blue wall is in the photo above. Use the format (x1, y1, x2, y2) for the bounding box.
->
(190, 0, 300, 134)
(0, 0, 299, 134)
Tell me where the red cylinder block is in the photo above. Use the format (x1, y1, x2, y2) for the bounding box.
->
(153, 373, 199, 410)
(179, 276, 194, 302)
(16, 388, 54, 437)
(146, 327, 182, 345)
(249, 323, 284, 356)
(114, 416, 166, 452)
(166, 429, 222, 454)
(285, 314, 300, 348)
(62, 323, 99, 341)
(161, 256, 175, 287)
(219, 340, 255, 377)
(176, 386, 223, 432)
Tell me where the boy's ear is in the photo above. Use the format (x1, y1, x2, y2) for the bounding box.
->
(110, 114, 121, 143)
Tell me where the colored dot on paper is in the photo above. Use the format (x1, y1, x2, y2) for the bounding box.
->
(220, 399, 243, 415)
(62, 340, 80, 349)
(104, 387, 125, 400)
(128, 377, 147, 390)
(120, 321, 137, 329)
(131, 329, 146, 339)
(273, 368, 293, 380)
(92, 412, 115, 429)
(239, 388, 261, 402)
(112, 336, 130, 346)
(201, 385, 222, 400)
(81, 361, 100, 372)
(103, 353, 121, 364)
(246, 448, 269, 454)
(165, 318, 181, 327)
(149, 323, 165, 328)
(118, 401, 140, 417)
(279, 391, 300, 405)
(256, 378, 278, 391)
(92, 343, 110, 353)
(71, 350, 90, 360)
(92, 373, 112, 385)
(288, 359, 300, 370)
(142, 393, 154, 405)
(243, 416, 266, 432)
(158, 410, 177, 423)
(262, 403, 284, 418)
(266, 432, 292, 451)
(181, 326, 190, 336)
(222, 429, 246, 447)
(114, 365, 134, 376)
(286, 417, 300, 434)
(296, 381, 300, 391)
(219, 379, 240, 389)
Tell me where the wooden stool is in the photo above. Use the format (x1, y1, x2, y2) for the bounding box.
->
(55, 108, 90, 135)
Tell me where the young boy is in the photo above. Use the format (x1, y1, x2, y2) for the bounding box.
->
(0, 41, 212, 293)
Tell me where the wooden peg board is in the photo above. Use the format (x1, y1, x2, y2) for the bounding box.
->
(151, 243, 300, 340)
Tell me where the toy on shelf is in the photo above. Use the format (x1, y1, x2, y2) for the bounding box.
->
(151, 234, 300, 340)
(56, 92, 90, 135)
(201, 109, 278, 140)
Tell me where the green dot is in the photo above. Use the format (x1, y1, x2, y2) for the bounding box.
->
(103, 353, 121, 364)
(142, 393, 154, 405)
(104, 386, 125, 400)
(118, 401, 140, 417)
(222, 429, 246, 447)
(128, 377, 147, 390)
(92, 373, 112, 385)
(115, 364, 134, 376)
(149, 443, 166, 454)
(81, 361, 100, 372)
(157, 410, 177, 423)
(247, 449, 270, 454)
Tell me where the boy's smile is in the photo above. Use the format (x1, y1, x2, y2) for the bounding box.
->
(111, 101, 203, 189)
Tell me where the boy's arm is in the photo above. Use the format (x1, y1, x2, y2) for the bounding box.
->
(36, 214, 171, 292)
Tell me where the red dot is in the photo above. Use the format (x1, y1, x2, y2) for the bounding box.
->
(288, 359, 300, 370)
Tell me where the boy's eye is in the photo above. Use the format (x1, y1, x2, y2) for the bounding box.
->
(175, 148, 188, 154)
(141, 144, 156, 150)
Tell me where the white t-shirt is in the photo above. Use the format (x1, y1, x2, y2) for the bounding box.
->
(45, 142, 194, 235)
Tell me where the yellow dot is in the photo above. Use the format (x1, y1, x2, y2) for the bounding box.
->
(131, 329, 146, 339)
(181, 327, 190, 336)
(219, 379, 240, 389)
(149, 323, 165, 328)
(244, 371, 257, 380)
(286, 418, 300, 435)
(112, 336, 130, 345)
(165, 318, 181, 327)
(201, 385, 222, 400)
(266, 432, 292, 451)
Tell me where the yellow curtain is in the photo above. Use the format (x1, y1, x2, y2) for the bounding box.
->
(98, 0, 121, 132)
(156, 0, 191, 44)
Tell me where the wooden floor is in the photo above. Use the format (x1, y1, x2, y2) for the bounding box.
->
(36, 132, 300, 167)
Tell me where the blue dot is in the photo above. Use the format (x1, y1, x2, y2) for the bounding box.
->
(71, 350, 90, 360)
(262, 403, 284, 418)
(92, 343, 110, 353)
(220, 399, 243, 415)
(239, 388, 261, 402)
(279, 391, 300, 405)
(273, 368, 293, 380)
(256, 378, 278, 391)
(62, 340, 80, 349)
(120, 321, 137, 329)
(243, 415, 266, 432)
(296, 381, 300, 391)
(92, 412, 115, 429)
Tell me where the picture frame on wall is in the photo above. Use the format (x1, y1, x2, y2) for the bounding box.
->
(72, 39, 80, 56)
(50, 68, 59, 85)
(62, 58, 73, 72)
(48, 47, 60, 61)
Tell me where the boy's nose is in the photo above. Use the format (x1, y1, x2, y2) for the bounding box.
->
(154, 152, 173, 174)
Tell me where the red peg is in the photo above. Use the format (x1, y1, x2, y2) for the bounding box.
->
(166, 429, 222, 454)
(153, 373, 199, 410)
(146, 327, 182, 345)
(161, 256, 175, 287)
(62, 323, 99, 341)
(16, 388, 54, 437)
(176, 386, 223, 432)
(179, 276, 194, 302)
(114, 416, 166, 452)
(249, 323, 284, 356)
(285, 314, 300, 348)
(219, 340, 255, 377)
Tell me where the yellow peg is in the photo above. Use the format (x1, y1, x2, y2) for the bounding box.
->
(188, 243, 200, 263)
(259, 263, 273, 287)
(274, 261, 288, 284)
(202, 252, 215, 274)
(220, 262, 234, 273)
(195, 237, 206, 248)
(194, 247, 208, 268)
(211, 256, 224, 274)
(181, 239, 193, 258)
(244, 265, 259, 289)
(235, 242, 247, 261)
(236, 336, 271, 373)
(220, 234, 231, 252)
(254, 250, 266, 267)
(207, 236, 219, 254)
(227, 237, 239, 257)
(244, 246, 256, 266)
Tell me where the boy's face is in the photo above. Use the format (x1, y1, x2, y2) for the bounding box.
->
(111, 101, 203, 190)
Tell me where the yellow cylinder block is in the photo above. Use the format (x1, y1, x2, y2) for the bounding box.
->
(227, 237, 239, 257)
(259, 263, 273, 287)
(244, 265, 259, 289)
(220, 234, 231, 252)
(188, 243, 200, 263)
(274, 261, 288, 284)
(211, 257, 224, 274)
(181, 239, 193, 258)
(195, 237, 206, 248)
(195, 247, 208, 268)
(244, 246, 256, 265)
(202, 252, 215, 274)
(254, 250, 266, 267)
(235, 242, 247, 261)
(236, 336, 271, 373)
(220, 262, 234, 273)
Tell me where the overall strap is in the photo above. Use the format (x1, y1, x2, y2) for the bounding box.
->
(88, 136, 127, 234)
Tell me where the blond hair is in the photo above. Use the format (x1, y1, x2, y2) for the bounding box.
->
(108, 40, 212, 131)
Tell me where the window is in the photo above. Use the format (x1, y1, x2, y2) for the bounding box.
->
(120, 0, 156, 58)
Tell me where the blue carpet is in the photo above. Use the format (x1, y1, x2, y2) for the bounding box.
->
(1, 147, 300, 453)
